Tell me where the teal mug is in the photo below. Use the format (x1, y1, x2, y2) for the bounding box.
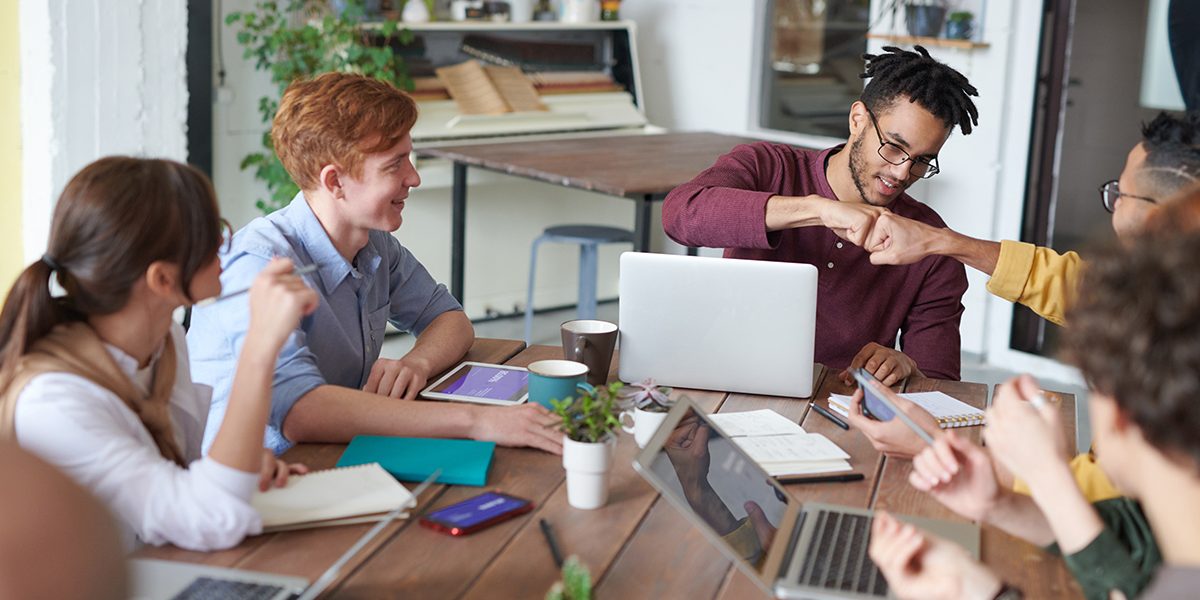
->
(528, 360, 594, 409)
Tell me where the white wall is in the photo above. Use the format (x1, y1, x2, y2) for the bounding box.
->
(20, 0, 189, 261)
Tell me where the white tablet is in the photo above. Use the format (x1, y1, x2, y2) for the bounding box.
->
(421, 361, 529, 406)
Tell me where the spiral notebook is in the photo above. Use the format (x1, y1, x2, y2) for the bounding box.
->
(251, 463, 415, 532)
(827, 391, 986, 428)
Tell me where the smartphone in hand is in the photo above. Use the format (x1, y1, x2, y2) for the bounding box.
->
(419, 491, 534, 536)
(849, 368, 935, 446)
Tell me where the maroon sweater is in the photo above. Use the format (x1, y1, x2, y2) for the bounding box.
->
(663, 142, 967, 380)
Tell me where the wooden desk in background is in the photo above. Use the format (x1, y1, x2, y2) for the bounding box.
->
(419, 132, 765, 303)
(134, 339, 1083, 599)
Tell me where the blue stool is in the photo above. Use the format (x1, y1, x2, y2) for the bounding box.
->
(525, 224, 636, 344)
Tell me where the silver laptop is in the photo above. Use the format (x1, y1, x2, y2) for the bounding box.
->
(618, 253, 818, 397)
(129, 471, 438, 600)
(633, 398, 979, 599)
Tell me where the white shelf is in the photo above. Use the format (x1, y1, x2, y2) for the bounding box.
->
(362, 20, 634, 32)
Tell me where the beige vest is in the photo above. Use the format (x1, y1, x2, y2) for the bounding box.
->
(0, 321, 185, 467)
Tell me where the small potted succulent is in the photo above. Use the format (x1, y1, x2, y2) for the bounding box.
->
(617, 379, 675, 448)
(545, 556, 592, 600)
(551, 382, 623, 509)
(945, 11, 974, 40)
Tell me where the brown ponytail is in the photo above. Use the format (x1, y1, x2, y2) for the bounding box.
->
(0, 157, 226, 462)
(0, 261, 83, 378)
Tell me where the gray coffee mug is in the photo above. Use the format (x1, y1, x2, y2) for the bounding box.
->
(561, 319, 618, 387)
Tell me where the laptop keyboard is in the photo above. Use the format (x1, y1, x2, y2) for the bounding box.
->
(796, 510, 888, 597)
(171, 577, 286, 600)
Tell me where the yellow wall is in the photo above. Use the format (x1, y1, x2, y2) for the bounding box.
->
(0, 0, 22, 295)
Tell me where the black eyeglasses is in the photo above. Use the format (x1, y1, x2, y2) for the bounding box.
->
(1098, 179, 1157, 213)
(865, 107, 940, 179)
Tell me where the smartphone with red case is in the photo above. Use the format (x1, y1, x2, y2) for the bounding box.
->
(419, 491, 534, 536)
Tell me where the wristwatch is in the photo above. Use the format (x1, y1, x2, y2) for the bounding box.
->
(992, 583, 1024, 600)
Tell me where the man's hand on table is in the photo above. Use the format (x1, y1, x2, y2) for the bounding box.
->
(363, 355, 433, 401)
(471, 403, 564, 455)
(840, 342, 923, 388)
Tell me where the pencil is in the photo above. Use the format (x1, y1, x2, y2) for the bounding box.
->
(775, 472, 864, 485)
(811, 402, 850, 430)
(193, 263, 319, 308)
(539, 518, 564, 568)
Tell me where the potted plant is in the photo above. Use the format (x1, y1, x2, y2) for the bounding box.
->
(945, 11, 974, 40)
(226, 0, 414, 214)
(904, 0, 948, 38)
(617, 378, 674, 448)
(545, 555, 592, 600)
(550, 382, 623, 510)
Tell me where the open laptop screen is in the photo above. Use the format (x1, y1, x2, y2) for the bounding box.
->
(644, 404, 791, 575)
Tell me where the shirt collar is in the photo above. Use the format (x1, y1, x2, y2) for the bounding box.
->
(815, 145, 843, 201)
(284, 192, 353, 294)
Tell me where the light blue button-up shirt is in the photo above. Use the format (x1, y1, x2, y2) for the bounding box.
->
(187, 193, 463, 454)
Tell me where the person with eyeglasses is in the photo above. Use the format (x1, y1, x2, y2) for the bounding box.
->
(854, 112, 1200, 466)
(664, 46, 976, 390)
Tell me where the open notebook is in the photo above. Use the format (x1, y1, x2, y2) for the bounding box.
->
(828, 391, 986, 428)
(709, 409, 851, 476)
(251, 463, 415, 532)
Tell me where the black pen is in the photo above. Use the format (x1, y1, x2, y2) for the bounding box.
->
(811, 402, 850, 430)
(776, 472, 865, 485)
(539, 518, 564, 568)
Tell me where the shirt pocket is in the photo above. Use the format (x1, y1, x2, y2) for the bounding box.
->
(365, 304, 390, 363)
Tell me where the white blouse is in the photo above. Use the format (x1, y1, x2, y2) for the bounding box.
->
(14, 322, 262, 552)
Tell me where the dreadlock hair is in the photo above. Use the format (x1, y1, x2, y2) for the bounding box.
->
(859, 46, 980, 135)
(1137, 111, 1200, 198)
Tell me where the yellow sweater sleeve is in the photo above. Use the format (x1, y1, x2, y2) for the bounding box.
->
(986, 240, 1084, 327)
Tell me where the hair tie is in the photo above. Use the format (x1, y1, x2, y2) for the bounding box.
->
(41, 254, 62, 272)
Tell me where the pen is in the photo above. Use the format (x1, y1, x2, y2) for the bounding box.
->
(775, 472, 865, 485)
(539, 518, 564, 568)
(193, 263, 319, 308)
(811, 402, 850, 430)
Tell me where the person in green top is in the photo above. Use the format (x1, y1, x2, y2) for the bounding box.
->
(866, 193, 1200, 599)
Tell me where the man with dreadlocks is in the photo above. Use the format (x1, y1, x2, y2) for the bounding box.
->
(664, 46, 976, 388)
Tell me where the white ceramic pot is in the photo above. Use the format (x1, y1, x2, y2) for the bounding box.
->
(559, 0, 599, 23)
(620, 407, 669, 448)
(562, 434, 616, 509)
(509, 0, 534, 22)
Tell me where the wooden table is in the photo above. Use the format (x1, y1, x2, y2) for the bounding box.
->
(419, 132, 763, 302)
(135, 339, 1083, 598)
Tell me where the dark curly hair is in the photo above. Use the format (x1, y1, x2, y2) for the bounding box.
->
(1138, 111, 1200, 197)
(1065, 205, 1200, 471)
(860, 46, 979, 135)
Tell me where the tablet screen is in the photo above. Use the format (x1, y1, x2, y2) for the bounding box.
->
(428, 364, 529, 403)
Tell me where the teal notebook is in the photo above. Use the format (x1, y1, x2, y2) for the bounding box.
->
(335, 436, 496, 487)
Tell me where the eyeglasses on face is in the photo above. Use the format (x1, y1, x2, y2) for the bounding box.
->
(1098, 179, 1157, 213)
(864, 107, 940, 179)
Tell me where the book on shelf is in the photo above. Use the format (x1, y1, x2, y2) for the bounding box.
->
(827, 391, 986, 428)
(251, 463, 415, 532)
(709, 409, 852, 477)
(435, 60, 547, 115)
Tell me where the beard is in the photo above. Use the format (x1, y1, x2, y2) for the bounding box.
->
(848, 135, 907, 207)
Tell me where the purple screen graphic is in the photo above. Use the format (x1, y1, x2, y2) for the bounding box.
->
(438, 365, 529, 401)
(426, 492, 528, 527)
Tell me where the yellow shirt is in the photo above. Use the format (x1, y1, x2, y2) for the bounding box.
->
(985, 240, 1083, 327)
(988, 240, 1121, 502)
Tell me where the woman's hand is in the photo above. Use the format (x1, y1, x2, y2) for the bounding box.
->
(258, 449, 309, 492)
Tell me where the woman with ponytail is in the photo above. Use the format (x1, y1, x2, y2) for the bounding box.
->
(0, 156, 319, 551)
